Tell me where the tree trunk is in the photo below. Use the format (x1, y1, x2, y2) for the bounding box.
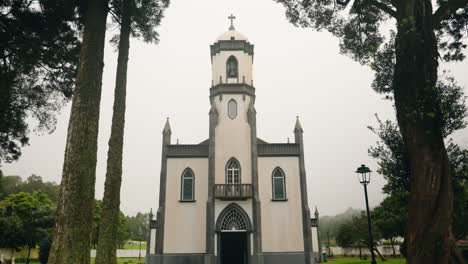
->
(95, 1, 132, 264)
(393, 0, 463, 263)
(374, 245, 386, 261)
(391, 238, 396, 258)
(47, 1, 109, 264)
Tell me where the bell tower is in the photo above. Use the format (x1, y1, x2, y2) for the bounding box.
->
(210, 14, 254, 86)
(206, 15, 263, 263)
(209, 15, 256, 185)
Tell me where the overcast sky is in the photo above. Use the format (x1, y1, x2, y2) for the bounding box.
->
(2, 0, 468, 217)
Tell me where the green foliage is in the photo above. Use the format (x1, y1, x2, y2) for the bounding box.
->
(319, 207, 361, 243)
(369, 118, 468, 239)
(126, 212, 149, 241)
(336, 221, 356, 247)
(372, 192, 408, 240)
(0, 174, 60, 203)
(108, 0, 170, 46)
(117, 212, 131, 248)
(327, 258, 406, 264)
(91, 200, 131, 249)
(0, 191, 55, 249)
(0, 0, 81, 164)
(335, 212, 382, 248)
(275, 0, 467, 64)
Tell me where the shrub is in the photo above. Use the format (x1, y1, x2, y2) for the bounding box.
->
(39, 234, 52, 264)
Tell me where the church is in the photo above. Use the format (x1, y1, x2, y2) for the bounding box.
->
(146, 16, 322, 264)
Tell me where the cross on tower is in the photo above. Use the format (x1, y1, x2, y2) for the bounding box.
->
(228, 14, 236, 30)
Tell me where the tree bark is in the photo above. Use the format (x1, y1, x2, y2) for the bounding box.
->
(95, 1, 132, 264)
(393, 0, 463, 263)
(47, 1, 109, 264)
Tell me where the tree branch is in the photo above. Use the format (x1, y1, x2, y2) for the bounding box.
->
(368, 0, 397, 18)
(433, 0, 468, 29)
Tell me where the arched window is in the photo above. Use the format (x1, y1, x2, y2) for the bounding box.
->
(272, 167, 286, 200)
(226, 159, 240, 184)
(226, 56, 238, 78)
(181, 168, 194, 201)
(228, 99, 237, 119)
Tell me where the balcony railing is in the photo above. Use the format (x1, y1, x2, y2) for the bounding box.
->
(214, 184, 252, 200)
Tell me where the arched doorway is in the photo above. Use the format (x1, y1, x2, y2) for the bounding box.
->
(216, 203, 252, 264)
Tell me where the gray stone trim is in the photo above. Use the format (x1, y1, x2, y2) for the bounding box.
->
(262, 252, 310, 264)
(271, 167, 287, 201)
(311, 218, 318, 227)
(146, 253, 206, 264)
(149, 219, 157, 229)
(210, 40, 254, 57)
(247, 102, 263, 264)
(210, 83, 255, 98)
(155, 128, 171, 254)
(180, 168, 195, 201)
(215, 203, 253, 231)
(257, 143, 300, 157)
(225, 157, 241, 183)
(295, 128, 314, 264)
(167, 144, 208, 158)
(206, 104, 218, 264)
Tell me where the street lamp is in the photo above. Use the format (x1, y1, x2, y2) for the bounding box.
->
(355, 164, 377, 264)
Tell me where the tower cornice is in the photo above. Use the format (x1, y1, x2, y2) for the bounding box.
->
(210, 83, 255, 98)
(210, 40, 254, 59)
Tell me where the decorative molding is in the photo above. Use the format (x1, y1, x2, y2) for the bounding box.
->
(257, 143, 300, 157)
(310, 218, 318, 227)
(166, 144, 209, 158)
(210, 83, 255, 98)
(214, 184, 253, 200)
(215, 203, 253, 232)
(210, 40, 254, 57)
(149, 219, 157, 229)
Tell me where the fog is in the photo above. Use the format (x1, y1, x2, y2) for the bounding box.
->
(2, 0, 467, 216)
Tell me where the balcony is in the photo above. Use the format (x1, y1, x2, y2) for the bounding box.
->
(214, 184, 252, 200)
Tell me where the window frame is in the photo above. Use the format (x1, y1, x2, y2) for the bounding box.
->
(272, 167, 287, 201)
(180, 168, 195, 202)
(225, 158, 241, 184)
(227, 99, 238, 119)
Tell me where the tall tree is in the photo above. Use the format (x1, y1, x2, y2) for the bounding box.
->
(47, 0, 110, 263)
(275, 0, 468, 262)
(95, 0, 169, 263)
(0, 0, 80, 164)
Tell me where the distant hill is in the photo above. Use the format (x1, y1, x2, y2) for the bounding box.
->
(318, 207, 362, 244)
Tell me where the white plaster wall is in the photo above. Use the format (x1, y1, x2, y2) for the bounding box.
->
(163, 158, 208, 253)
(212, 50, 253, 86)
(258, 157, 304, 252)
(214, 94, 252, 184)
(312, 227, 319, 252)
(150, 229, 156, 254)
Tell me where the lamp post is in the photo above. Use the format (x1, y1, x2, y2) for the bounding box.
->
(355, 164, 377, 264)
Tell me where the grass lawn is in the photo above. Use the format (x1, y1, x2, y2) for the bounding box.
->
(327, 257, 406, 264)
(121, 241, 146, 249)
(15, 257, 145, 264)
(91, 257, 145, 264)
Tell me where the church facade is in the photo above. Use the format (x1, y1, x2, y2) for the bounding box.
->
(146, 19, 321, 264)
